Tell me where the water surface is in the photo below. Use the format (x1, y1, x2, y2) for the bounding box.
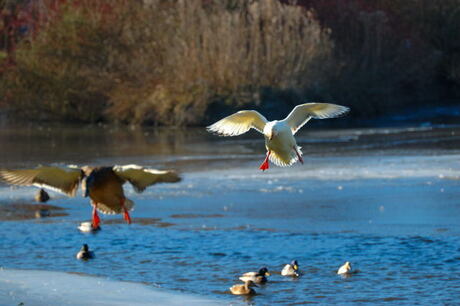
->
(0, 125, 459, 305)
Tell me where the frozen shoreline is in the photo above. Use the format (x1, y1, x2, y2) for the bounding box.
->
(0, 269, 222, 306)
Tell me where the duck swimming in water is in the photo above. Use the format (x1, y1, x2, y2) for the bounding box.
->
(337, 261, 352, 275)
(229, 280, 258, 295)
(34, 188, 50, 203)
(239, 267, 270, 284)
(78, 221, 101, 233)
(76, 244, 95, 260)
(281, 260, 300, 277)
(0, 164, 181, 228)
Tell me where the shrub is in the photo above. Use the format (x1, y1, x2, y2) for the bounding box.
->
(1, 0, 333, 125)
(0, 0, 130, 122)
(294, 0, 441, 117)
(108, 0, 333, 125)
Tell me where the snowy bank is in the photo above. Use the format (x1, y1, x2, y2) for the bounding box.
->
(0, 269, 222, 306)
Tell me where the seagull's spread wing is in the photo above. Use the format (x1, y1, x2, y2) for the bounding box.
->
(285, 103, 350, 134)
(0, 167, 82, 196)
(114, 164, 181, 193)
(207, 110, 268, 136)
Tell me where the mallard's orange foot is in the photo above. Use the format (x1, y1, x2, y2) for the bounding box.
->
(92, 205, 101, 228)
(121, 199, 131, 224)
(123, 209, 131, 224)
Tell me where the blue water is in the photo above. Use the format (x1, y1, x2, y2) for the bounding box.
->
(1, 125, 460, 305)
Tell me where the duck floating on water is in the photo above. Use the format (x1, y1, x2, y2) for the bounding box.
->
(281, 260, 300, 277)
(76, 244, 95, 260)
(207, 103, 349, 170)
(34, 188, 50, 203)
(0, 164, 181, 228)
(78, 221, 101, 233)
(240, 267, 270, 284)
(337, 261, 352, 275)
(229, 280, 258, 295)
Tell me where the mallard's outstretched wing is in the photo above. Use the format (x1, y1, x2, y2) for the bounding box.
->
(114, 164, 181, 193)
(0, 167, 82, 196)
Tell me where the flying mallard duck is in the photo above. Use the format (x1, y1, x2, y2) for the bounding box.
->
(207, 103, 349, 170)
(0, 164, 181, 228)
(239, 267, 270, 284)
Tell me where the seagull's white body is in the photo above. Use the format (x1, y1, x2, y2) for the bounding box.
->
(263, 120, 299, 167)
(207, 103, 349, 170)
(337, 261, 352, 275)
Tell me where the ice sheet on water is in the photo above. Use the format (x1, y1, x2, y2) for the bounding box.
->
(0, 269, 222, 306)
(186, 154, 460, 181)
(1, 154, 459, 204)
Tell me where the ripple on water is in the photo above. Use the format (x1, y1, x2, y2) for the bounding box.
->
(1, 202, 460, 305)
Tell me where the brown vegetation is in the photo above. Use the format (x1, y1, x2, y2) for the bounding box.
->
(0, 0, 331, 125)
(0, 0, 459, 125)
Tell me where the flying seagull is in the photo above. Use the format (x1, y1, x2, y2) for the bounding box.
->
(207, 103, 349, 170)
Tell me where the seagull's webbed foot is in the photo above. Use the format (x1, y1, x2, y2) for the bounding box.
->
(294, 146, 304, 164)
(259, 151, 271, 171)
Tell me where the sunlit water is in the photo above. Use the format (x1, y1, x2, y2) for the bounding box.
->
(1, 125, 460, 305)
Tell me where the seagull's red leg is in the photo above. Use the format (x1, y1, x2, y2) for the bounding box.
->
(294, 146, 304, 164)
(259, 151, 271, 171)
(92, 202, 101, 228)
(121, 198, 131, 224)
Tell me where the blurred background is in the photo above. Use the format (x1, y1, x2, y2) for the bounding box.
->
(0, 0, 459, 127)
